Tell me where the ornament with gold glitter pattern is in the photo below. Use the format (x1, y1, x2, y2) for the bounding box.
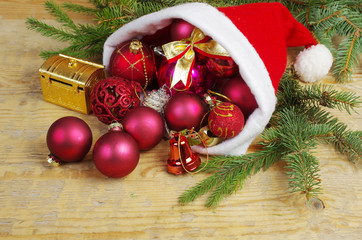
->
(109, 39, 156, 89)
(208, 102, 244, 139)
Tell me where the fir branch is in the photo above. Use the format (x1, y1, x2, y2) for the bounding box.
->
(333, 33, 361, 82)
(178, 172, 222, 206)
(285, 150, 322, 200)
(305, 107, 362, 163)
(26, 17, 75, 42)
(62, 2, 99, 15)
(89, 0, 112, 9)
(96, 4, 135, 29)
(301, 83, 361, 114)
(45, 0, 78, 31)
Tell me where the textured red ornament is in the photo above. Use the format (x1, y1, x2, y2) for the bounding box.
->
(90, 77, 142, 125)
(167, 134, 201, 175)
(170, 19, 195, 41)
(206, 57, 239, 78)
(157, 59, 212, 95)
(122, 106, 164, 151)
(164, 92, 208, 132)
(46, 116, 92, 164)
(208, 102, 244, 139)
(221, 76, 258, 118)
(109, 40, 156, 88)
(93, 125, 139, 178)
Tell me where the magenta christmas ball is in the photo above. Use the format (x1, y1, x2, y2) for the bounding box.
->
(122, 106, 164, 150)
(222, 76, 258, 118)
(164, 92, 208, 131)
(157, 59, 210, 95)
(46, 116, 92, 163)
(170, 19, 195, 41)
(93, 126, 139, 178)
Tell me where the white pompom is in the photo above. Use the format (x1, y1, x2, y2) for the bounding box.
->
(294, 44, 333, 83)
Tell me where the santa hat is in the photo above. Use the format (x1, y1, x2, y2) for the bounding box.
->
(103, 2, 333, 156)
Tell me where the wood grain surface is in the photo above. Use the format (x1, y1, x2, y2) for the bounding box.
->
(0, 1, 361, 239)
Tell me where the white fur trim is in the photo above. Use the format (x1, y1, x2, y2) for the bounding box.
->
(294, 44, 333, 83)
(103, 3, 276, 156)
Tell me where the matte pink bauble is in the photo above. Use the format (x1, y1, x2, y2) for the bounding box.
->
(222, 76, 258, 118)
(122, 106, 164, 150)
(206, 57, 239, 78)
(170, 19, 195, 41)
(93, 125, 139, 178)
(164, 92, 208, 131)
(46, 116, 92, 163)
(157, 59, 210, 95)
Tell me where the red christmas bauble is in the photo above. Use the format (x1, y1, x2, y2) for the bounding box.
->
(122, 106, 164, 151)
(164, 92, 208, 131)
(91, 77, 142, 125)
(170, 19, 195, 41)
(93, 125, 139, 178)
(221, 76, 258, 118)
(208, 102, 244, 139)
(46, 116, 92, 163)
(109, 39, 156, 88)
(206, 57, 239, 78)
(157, 59, 211, 95)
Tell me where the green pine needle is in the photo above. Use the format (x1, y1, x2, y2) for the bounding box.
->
(45, 0, 78, 31)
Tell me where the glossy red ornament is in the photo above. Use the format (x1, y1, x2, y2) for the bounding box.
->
(109, 39, 156, 88)
(208, 102, 244, 139)
(167, 134, 201, 175)
(46, 116, 92, 165)
(122, 106, 164, 151)
(164, 92, 208, 132)
(221, 76, 258, 118)
(157, 59, 211, 95)
(206, 57, 239, 78)
(91, 77, 142, 125)
(170, 19, 195, 41)
(93, 124, 139, 178)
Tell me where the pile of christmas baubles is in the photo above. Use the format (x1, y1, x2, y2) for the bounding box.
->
(46, 19, 258, 178)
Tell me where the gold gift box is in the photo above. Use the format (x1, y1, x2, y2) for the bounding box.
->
(39, 54, 105, 114)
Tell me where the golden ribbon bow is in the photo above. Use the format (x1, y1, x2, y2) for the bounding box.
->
(162, 28, 231, 89)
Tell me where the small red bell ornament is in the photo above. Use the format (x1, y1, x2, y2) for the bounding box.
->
(167, 133, 201, 175)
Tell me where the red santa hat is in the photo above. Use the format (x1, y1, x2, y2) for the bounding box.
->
(103, 2, 333, 156)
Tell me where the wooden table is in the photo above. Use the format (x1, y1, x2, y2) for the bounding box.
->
(0, 1, 361, 239)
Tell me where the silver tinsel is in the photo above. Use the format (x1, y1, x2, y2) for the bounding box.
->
(143, 85, 171, 113)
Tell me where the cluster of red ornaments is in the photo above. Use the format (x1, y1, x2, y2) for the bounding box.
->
(46, 19, 259, 178)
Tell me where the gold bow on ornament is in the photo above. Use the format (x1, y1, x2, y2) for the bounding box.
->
(162, 28, 232, 89)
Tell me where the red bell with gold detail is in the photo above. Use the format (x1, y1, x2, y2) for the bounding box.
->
(167, 134, 201, 175)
